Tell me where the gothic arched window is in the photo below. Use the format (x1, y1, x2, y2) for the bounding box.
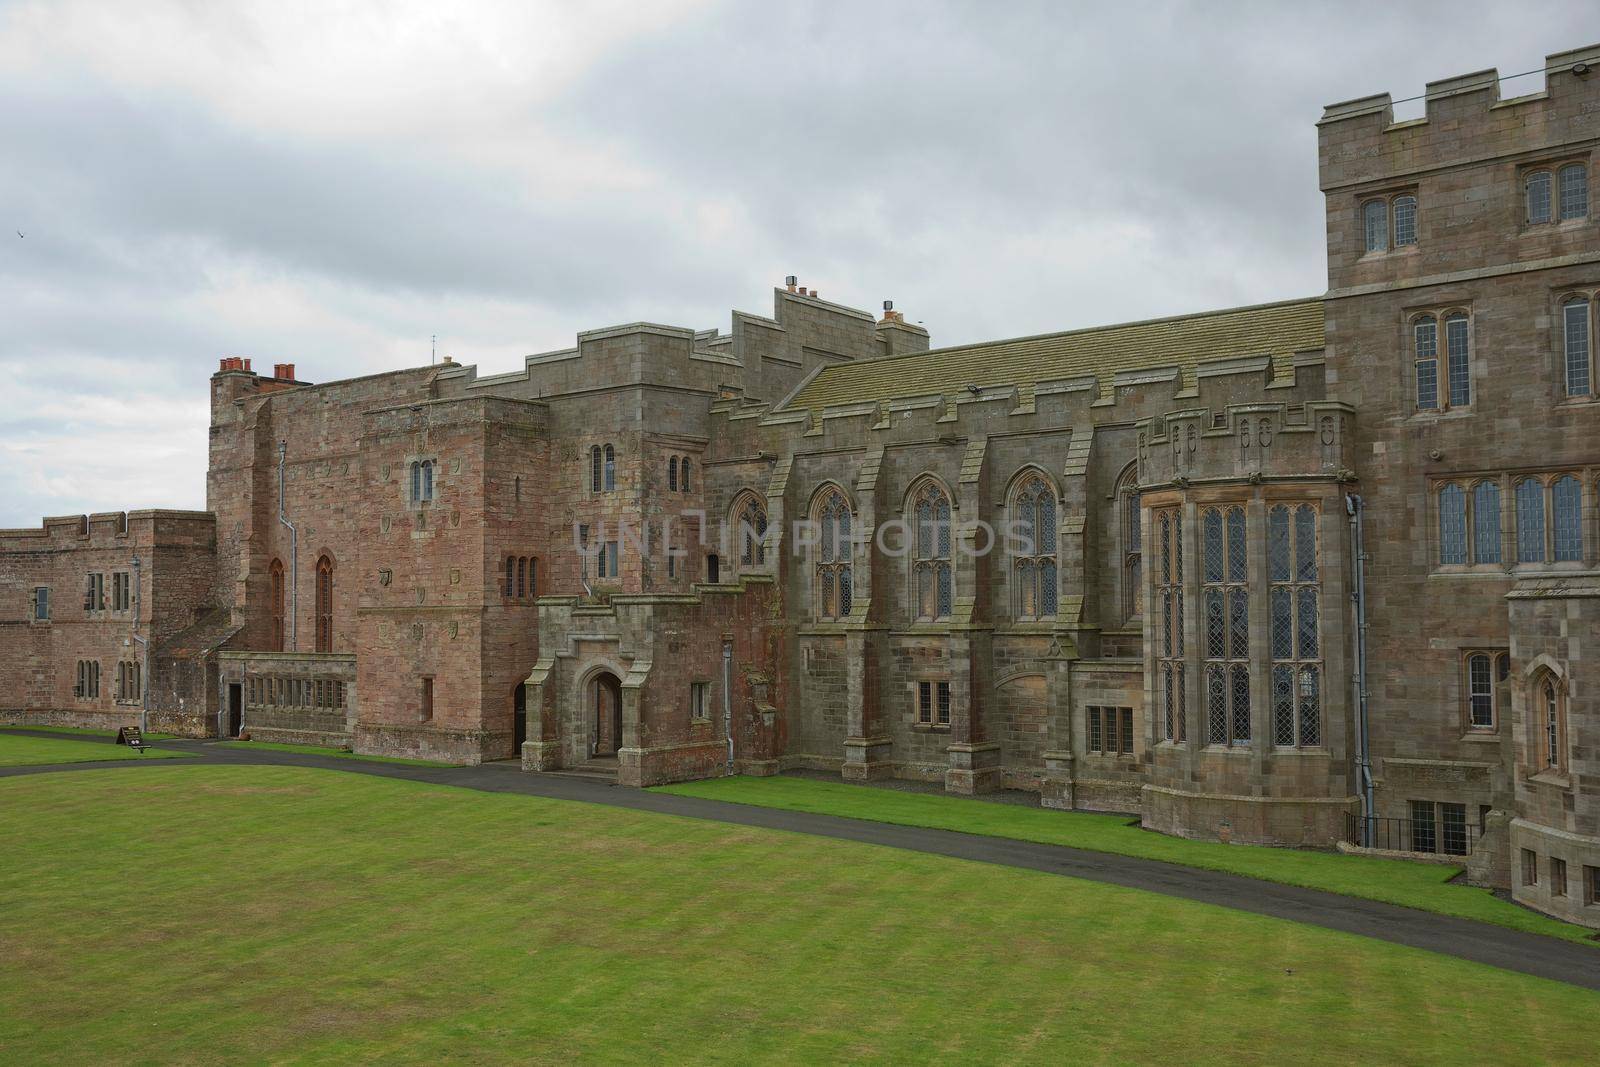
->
(734, 494, 768, 567)
(910, 480, 953, 621)
(814, 488, 853, 620)
(1011, 472, 1058, 620)
(314, 555, 334, 653)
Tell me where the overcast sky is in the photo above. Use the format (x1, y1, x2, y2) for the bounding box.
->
(0, 1, 1588, 526)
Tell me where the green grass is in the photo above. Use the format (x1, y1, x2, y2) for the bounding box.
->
(0, 765, 1594, 1064)
(0, 724, 181, 740)
(0, 732, 189, 767)
(655, 775, 1598, 945)
(216, 739, 454, 767)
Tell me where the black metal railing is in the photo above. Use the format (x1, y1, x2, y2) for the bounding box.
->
(1345, 812, 1477, 857)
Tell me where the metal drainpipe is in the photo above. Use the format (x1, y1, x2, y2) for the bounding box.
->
(722, 638, 734, 775)
(131, 555, 148, 734)
(278, 441, 298, 651)
(1346, 493, 1375, 847)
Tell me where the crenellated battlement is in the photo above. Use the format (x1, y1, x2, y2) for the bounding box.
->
(0, 510, 214, 551)
(1318, 44, 1600, 194)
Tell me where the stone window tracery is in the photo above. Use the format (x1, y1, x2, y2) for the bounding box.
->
(1116, 466, 1141, 623)
(734, 494, 768, 568)
(814, 487, 853, 620)
(410, 459, 435, 503)
(314, 555, 334, 653)
(1154, 507, 1184, 743)
(1362, 193, 1417, 253)
(1202, 505, 1249, 746)
(1269, 504, 1321, 748)
(909, 480, 953, 622)
(1011, 472, 1058, 620)
(1412, 311, 1471, 412)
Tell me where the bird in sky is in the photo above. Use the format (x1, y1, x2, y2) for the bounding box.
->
(15, 231, 22, 238)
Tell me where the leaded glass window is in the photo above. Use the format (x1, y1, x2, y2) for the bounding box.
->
(736, 495, 768, 567)
(1527, 170, 1553, 225)
(1155, 508, 1184, 743)
(1472, 482, 1501, 565)
(1438, 483, 1467, 565)
(1363, 199, 1388, 252)
(1414, 316, 1438, 410)
(1467, 653, 1494, 729)
(1012, 473, 1058, 619)
(1516, 478, 1546, 564)
(1393, 195, 1417, 246)
(911, 481, 953, 620)
(1121, 475, 1142, 621)
(1564, 298, 1591, 397)
(815, 488, 853, 619)
(1553, 476, 1583, 562)
(1445, 314, 1470, 408)
(1558, 163, 1588, 222)
(1269, 504, 1321, 747)
(1202, 505, 1249, 745)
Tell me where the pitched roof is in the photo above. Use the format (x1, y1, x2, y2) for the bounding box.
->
(782, 297, 1324, 415)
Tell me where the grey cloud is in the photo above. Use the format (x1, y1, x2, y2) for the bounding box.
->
(0, 0, 1589, 526)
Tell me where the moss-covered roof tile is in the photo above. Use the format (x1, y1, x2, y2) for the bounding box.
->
(784, 297, 1324, 415)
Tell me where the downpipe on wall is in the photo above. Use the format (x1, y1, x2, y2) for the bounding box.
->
(131, 555, 148, 734)
(278, 441, 298, 652)
(1346, 493, 1375, 847)
(722, 638, 734, 775)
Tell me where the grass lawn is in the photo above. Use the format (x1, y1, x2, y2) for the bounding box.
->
(215, 739, 454, 767)
(0, 766, 1596, 1064)
(0, 732, 189, 767)
(1, 724, 182, 740)
(655, 775, 1597, 945)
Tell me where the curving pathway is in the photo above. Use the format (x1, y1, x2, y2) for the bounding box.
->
(4, 728, 1599, 992)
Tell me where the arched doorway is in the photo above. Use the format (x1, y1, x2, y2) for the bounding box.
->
(590, 672, 624, 758)
(512, 682, 527, 756)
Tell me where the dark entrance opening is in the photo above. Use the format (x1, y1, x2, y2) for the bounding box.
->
(513, 682, 527, 756)
(591, 672, 623, 758)
(227, 683, 243, 738)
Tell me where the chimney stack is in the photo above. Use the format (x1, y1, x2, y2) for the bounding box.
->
(274, 362, 296, 381)
(784, 275, 798, 293)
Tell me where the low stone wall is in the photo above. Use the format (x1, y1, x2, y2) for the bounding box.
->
(356, 722, 510, 765)
(1142, 783, 1358, 847)
(626, 739, 730, 787)
(1509, 817, 1600, 930)
(1, 707, 141, 732)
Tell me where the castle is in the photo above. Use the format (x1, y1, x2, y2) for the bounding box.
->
(4, 45, 1599, 929)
